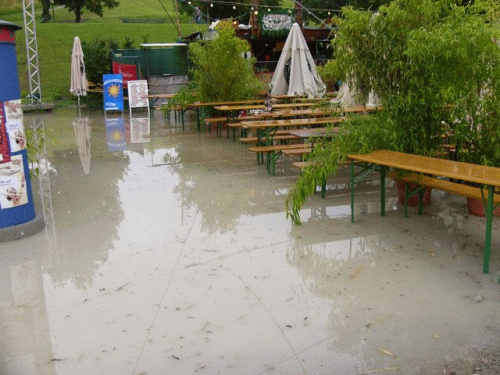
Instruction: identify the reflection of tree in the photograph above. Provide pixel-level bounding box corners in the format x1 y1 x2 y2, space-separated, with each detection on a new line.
164 150 252 234
288 221 386 370
288 220 378 297
40 115 129 290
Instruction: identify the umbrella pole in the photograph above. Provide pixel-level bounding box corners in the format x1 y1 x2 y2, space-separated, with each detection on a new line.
78 96 81 117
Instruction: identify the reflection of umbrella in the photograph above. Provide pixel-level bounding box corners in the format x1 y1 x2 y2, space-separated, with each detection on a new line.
70 36 88 110
73 117 91 174
270 23 326 98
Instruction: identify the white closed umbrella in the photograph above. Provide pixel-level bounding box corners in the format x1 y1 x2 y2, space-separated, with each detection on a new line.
270 23 326 98
70 36 88 110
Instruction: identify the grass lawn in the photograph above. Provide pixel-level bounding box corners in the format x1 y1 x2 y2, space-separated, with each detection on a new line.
1 0 206 103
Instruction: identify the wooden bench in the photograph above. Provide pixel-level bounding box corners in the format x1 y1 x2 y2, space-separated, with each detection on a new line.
249 143 311 175
348 150 500 274
282 148 312 157
391 172 500 216
204 117 228 135
239 134 300 144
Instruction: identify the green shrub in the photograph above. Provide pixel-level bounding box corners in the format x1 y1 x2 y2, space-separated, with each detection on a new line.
187 20 264 102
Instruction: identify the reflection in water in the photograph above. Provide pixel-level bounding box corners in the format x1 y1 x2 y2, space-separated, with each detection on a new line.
105 117 126 152
72 116 91 174
24 111 130 291
130 117 150 144
0 245 55 375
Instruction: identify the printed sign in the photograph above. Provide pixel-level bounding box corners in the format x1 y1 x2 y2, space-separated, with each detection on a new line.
112 62 137 88
128 80 149 109
103 74 124 111
130 117 150 143
3 100 26 153
260 13 294 37
0 103 11 164
0 155 28 209
105 117 126 152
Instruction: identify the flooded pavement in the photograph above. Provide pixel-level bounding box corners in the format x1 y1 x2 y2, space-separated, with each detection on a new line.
1 108 499 375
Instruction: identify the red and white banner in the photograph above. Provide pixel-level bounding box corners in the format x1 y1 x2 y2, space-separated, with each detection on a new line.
112 62 137 88
0 103 11 164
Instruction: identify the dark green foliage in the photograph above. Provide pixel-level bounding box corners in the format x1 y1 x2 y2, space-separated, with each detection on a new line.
52 0 119 23
287 0 500 224
81 38 137 85
177 0 280 25
185 20 264 102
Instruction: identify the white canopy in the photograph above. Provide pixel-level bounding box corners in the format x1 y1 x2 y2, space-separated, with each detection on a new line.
270 23 326 98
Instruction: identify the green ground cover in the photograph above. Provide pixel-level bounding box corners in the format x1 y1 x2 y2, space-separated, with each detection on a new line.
1 0 206 103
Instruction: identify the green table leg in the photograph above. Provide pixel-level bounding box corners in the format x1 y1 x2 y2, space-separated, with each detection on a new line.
483 185 494 274
351 161 355 223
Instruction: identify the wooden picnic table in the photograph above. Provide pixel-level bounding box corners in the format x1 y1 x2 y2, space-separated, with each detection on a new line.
161 99 266 129
244 108 334 120
214 102 322 113
240 116 344 130
348 150 500 274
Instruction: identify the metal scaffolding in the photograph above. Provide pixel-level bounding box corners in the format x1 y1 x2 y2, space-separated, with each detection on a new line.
22 0 43 104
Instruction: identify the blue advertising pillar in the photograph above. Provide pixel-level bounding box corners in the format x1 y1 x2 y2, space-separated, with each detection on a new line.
0 20 44 241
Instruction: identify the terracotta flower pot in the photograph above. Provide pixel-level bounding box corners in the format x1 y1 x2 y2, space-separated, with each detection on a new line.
395 179 432 206
466 197 500 217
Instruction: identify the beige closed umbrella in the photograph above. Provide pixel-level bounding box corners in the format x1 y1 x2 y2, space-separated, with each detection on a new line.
270 23 326 98
70 36 88 111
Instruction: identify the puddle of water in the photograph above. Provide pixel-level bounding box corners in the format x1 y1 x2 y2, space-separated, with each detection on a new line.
0 108 498 375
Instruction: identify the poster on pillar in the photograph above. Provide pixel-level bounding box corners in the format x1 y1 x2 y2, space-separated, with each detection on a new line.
4 99 26 152
0 103 11 164
0 155 28 209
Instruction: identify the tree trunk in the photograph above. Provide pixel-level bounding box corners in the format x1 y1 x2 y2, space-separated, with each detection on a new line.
41 0 51 22
75 6 82 23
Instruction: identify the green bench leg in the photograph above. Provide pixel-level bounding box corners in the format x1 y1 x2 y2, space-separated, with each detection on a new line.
351 161 355 223
404 183 409 218
483 185 494 274
321 178 326 198
381 166 386 217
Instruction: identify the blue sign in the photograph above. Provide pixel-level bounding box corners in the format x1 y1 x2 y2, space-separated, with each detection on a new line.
105 117 126 152
103 74 124 111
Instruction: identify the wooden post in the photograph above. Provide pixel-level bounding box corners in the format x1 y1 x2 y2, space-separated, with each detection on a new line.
295 0 303 27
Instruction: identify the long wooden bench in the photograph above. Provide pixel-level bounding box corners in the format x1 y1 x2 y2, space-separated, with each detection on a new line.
282 148 312 157
249 144 312 175
204 117 227 135
392 172 500 216
349 150 500 275
239 134 299 144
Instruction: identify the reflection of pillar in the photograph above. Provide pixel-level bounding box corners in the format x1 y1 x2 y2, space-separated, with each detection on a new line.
0 245 55 374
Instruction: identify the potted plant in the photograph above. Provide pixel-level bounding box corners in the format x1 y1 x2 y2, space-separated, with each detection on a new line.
286 0 500 224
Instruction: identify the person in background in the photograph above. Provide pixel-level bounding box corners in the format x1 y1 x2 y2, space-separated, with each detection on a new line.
194 7 203 24
41 0 51 22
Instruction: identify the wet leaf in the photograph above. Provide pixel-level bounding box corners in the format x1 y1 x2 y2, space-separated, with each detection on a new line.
378 347 396 357
350 267 362 279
